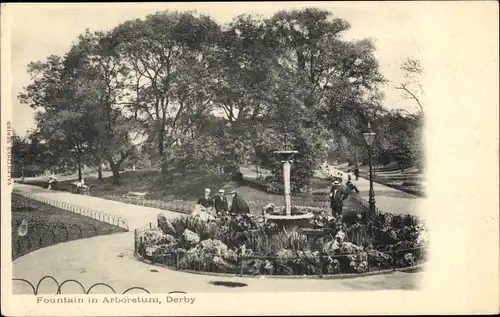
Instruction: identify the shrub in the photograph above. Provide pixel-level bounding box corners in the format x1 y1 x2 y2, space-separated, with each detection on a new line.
157 214 176 236
367 249 393 268
178 239 238 271
242 258 274 275
273 249 323 275
140 228 175 247
140 228 177 258
181 229 200 248
285 230 309 251
347 253 368 273
242 230 287 255
170 216 215 241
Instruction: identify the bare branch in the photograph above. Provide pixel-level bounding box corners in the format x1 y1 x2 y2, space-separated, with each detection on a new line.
395 84 424 115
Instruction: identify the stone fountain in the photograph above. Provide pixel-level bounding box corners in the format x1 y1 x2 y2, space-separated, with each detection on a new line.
264 150 314 229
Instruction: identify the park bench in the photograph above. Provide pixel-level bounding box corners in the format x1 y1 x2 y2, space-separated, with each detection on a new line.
70 183 93 195
123 191 148 205
82 185 93 196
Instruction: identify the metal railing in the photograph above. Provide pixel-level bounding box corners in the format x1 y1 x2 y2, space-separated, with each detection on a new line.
16 180 196 214
12 276 162 294
96 192 195 214
12 190 129 231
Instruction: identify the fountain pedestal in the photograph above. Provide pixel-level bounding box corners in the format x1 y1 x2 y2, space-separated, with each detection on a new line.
265 150 314 229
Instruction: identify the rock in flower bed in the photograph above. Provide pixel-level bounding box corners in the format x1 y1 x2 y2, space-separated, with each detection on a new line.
136 208 428 276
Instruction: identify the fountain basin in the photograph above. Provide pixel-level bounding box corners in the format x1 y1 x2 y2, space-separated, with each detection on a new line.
264 212 314 230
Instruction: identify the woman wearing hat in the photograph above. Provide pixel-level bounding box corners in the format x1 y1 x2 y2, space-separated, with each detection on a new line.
329 180 348 216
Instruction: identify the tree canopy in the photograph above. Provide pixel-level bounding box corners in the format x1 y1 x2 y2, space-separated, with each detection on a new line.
17 8 423 188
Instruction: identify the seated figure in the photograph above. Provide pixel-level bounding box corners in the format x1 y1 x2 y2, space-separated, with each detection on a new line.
47 177 58 190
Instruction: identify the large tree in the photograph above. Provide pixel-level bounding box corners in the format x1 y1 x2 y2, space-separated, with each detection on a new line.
19 54 95 180
256 8 385 188
374 110 423 171
111 11 220 177
65 30 136 184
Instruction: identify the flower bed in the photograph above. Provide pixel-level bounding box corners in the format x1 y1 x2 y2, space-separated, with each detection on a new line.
135 208 428 277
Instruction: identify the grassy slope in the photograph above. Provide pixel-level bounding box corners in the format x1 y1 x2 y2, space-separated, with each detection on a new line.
334 161 425 196
22 167 366 215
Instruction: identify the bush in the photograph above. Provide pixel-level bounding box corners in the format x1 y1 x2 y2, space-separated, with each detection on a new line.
367 249 393 269
178 239 238 271
285 230 308 251
140 228 175 247
170 216 215 241
157 214 176 236
181 229 200 248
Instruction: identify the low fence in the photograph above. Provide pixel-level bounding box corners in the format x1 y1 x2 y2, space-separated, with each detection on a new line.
95 192 195 214
12 190 129 231
12 276 160 294
351 169 425 198
378 180 425 197
134 223 426 278
16 179 196 215
11 192 129 260
11 218 117 260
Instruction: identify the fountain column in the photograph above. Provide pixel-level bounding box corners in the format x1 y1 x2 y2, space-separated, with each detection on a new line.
274 150 298 216
282 159 292 215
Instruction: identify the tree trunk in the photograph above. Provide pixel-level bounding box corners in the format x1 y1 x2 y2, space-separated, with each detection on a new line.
160 154 169 180
77 158 82 181
111 164 120 185
97 163 103 180
158 129 164 156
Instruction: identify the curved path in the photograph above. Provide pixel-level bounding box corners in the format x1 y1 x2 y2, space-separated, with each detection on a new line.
12 184 423 294
318 165 424 216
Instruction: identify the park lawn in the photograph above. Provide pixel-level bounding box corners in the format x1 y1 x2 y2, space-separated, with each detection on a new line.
335 161 425 197
44 168 364 215
11 195 126 259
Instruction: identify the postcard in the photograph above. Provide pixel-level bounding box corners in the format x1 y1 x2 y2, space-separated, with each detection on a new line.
1 2 498 316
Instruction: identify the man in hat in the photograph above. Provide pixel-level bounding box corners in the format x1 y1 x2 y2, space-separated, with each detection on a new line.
197 188 214 210
329 180 349 216
214 189 229 216
229 190 250 215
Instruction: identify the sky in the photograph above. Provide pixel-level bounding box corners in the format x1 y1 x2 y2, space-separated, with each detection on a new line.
5 2 426 136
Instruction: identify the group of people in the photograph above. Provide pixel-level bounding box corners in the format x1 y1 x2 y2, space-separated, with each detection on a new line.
196 188 250 217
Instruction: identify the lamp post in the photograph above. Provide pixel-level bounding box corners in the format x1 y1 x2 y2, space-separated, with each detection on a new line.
363 122 377 221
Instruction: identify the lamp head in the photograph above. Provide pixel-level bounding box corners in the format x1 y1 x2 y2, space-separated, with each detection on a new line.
363 121 377 146
363 132 377 146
